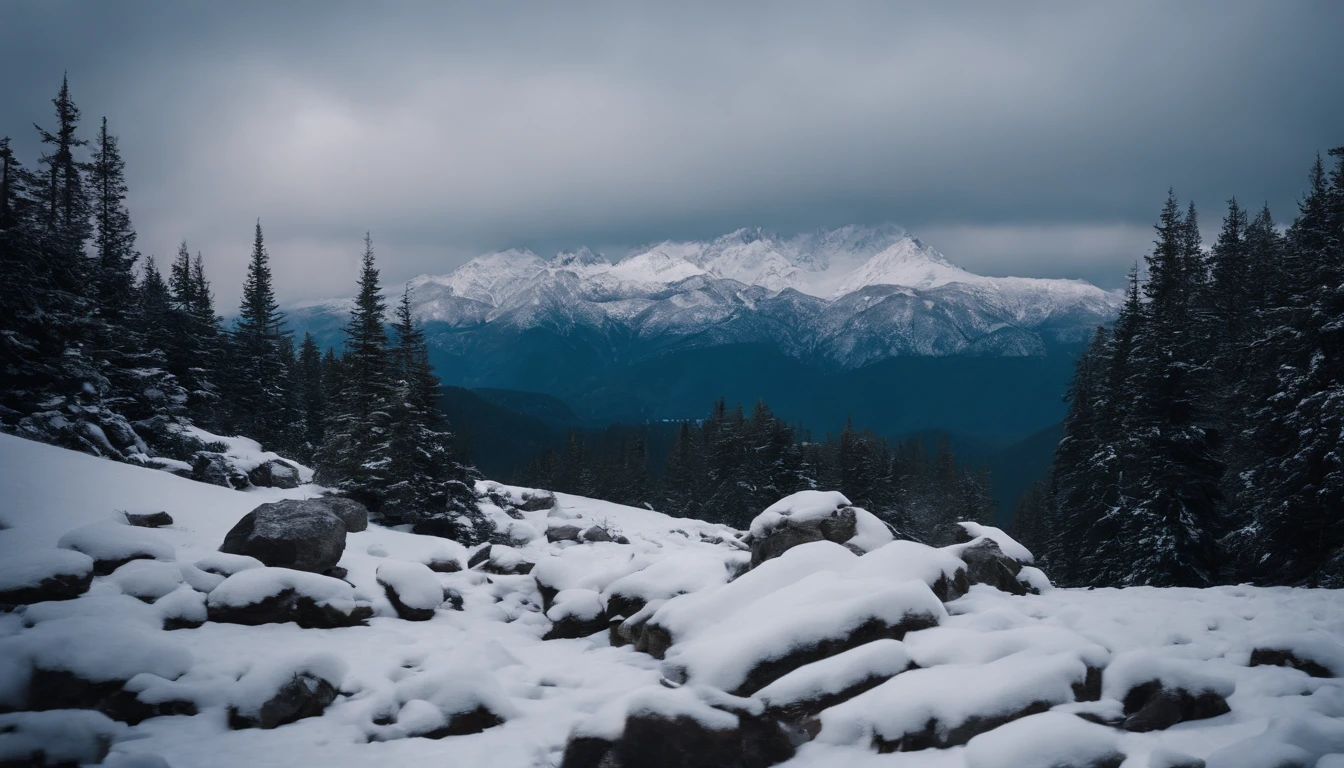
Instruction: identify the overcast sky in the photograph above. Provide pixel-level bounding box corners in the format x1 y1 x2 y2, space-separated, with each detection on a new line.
2 1 1341 305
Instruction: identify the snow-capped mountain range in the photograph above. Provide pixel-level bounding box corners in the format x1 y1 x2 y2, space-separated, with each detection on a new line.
294 225 1121 369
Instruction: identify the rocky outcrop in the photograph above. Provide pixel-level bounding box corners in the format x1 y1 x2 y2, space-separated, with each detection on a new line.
957 538 1028 596
219 501 347 574
749 507 856 568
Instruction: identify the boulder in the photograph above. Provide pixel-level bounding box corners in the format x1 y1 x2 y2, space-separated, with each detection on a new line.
123 511 173 528
219 500 347 574
376 561 444 621
229 672 339 730
425 557 462 573
0 549 95 606
1249 647 1337 678
58 521 174 575
191 451 250 489
957 538 1027 596
580 525 613 543
206 567 373 628
546 524 582 543
748 492 858 567
543 589 608 640
1120 682 1231 732
468 544 534 575
315 496 368 533
246 459 302 489
561 694 794 768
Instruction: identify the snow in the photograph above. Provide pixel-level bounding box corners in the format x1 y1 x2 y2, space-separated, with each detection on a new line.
57 520 174 565
183 425 315 481
0 709 127 766
375 560 443 611
228 653 349 718
749 490 851 537
755 639 911 709
0 547 93 591
816 652 1091 746
206 567 359 610
847 507 894 552
546 589 605 623
108 559 184 601
4 433 1344 768
958 522 1034 563
961 712 1121 768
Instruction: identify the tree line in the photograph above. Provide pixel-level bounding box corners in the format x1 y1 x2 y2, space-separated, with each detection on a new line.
1014 146 1344 588
520 398 995 538
0 77 485 540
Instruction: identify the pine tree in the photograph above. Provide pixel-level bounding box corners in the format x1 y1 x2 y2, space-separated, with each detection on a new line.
659 421 699 516
88 117 139 334
229 221 295 447
295 332 326 457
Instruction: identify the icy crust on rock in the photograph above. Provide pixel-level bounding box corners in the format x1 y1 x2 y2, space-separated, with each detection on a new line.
58 520 174 565
958 522 1034 564
816 652 1091 747
374 561 443 611
755 639 911 709
748 490 852 537
0 548 94 590
206 567 358 611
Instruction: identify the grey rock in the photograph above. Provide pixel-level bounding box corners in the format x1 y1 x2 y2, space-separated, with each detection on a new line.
1120 682 1231 733
580 525 613 543
247 459 302 489
219 500 347 573
314 496 369 533
750 506 857 568
124 511 174 528
957 538 1027 596
229 672 339 730
191 452 250 489
546 524 582 543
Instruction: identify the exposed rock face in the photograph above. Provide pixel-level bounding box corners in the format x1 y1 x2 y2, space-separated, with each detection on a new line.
229 673 339 730
560 708 795 768
123 511 173 528
749 506 856 567
220 501 347 574
191 452 250 489
247 459 302 489
1120 682 1231 732
957 538 1027 596
315 496 369 533
546 524 582 543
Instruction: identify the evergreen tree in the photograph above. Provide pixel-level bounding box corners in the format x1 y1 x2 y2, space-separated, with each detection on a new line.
229 221 294 447
295 332 326 457
88 117 139 334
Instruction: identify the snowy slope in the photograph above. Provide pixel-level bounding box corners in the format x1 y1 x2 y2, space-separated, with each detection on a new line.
3 434 1342 768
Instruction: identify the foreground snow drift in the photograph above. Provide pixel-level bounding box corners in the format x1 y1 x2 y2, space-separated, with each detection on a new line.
0 434 1342 768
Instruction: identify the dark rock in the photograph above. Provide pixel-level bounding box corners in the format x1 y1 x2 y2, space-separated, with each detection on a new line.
614 535 631 545
0 570 92 606
124 511 174 528
1249 648 1335 678
515 490 557 512
378 576 441 622
731 612 941 697
1120 681 1231 732
929 568 970 603
636 622 676 660
191 452 250 489
426 557 462 573
412 705 506 738
878 701 1054 752
546 524 582 543
229 672 339 730
767 672 901 724
206 588 373 629
443 588 464 611
1072 666 1104 702
101 689 198 725
927 522 976 548
749 506 857 568
544 609 610 641
246 459 302 489
560 706 795 768
605 594 647 624
314 496 368 533
580 526 613 543
467 545 492 569
219 500 347 574
957 539 1027 596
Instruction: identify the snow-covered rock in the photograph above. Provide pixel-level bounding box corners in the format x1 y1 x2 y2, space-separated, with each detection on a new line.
747 490 887 566
0 548 94 605
57 520 174 574
218 499 347 574
228 654 347 729
543 588 608 640
206 567 372 628
375 560 444 621
0 709 127 767
108 559 185 602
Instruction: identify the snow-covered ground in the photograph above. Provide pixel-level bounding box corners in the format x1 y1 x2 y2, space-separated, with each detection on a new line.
1 433 1342 767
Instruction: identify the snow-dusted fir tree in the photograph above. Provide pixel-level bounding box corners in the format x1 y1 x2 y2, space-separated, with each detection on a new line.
316 233 393 499
382 286 485 540
228 221 297 448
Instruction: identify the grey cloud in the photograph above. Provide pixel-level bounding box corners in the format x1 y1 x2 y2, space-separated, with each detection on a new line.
1 1 1340 303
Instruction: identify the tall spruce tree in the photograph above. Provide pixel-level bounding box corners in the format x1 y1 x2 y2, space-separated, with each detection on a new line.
229 221 295 447
89 117 139 334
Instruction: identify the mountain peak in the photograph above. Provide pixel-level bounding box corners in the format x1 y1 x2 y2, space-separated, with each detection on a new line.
554 247 609 268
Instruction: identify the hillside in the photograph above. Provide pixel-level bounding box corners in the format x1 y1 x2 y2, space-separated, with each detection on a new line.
2 434 1342 767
